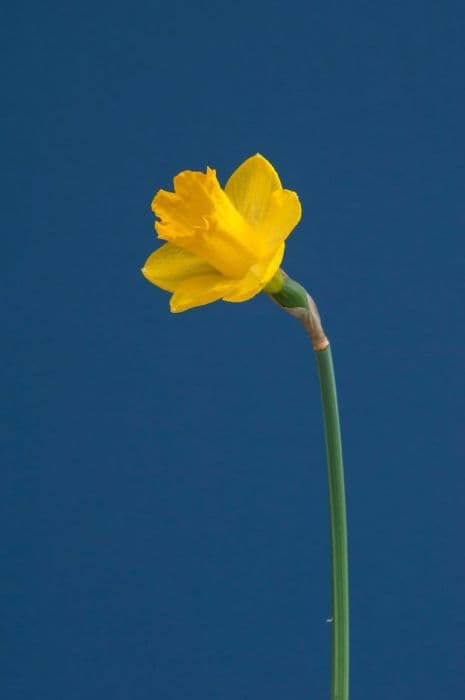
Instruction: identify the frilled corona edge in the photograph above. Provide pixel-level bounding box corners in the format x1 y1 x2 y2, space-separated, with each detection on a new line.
142 154 301 312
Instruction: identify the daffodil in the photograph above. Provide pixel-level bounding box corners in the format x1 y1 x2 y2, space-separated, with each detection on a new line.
142 153 301 312
141 153 350 700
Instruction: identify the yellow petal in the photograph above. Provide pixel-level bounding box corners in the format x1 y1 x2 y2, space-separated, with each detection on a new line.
225 154 282 226
170 273 238 313
259 188 302 247
142 243 216 292
223 243 285 302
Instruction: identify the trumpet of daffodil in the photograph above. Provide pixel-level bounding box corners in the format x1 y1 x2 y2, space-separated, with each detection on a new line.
141 154 301 312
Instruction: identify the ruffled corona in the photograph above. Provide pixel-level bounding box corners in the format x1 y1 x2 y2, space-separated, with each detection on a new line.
142 154 301 312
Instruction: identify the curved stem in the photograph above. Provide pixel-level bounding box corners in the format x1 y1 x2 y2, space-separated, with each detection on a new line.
266 272 350 700
316 346 349 700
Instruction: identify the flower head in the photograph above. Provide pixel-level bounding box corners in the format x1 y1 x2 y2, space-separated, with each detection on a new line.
142 154 301 312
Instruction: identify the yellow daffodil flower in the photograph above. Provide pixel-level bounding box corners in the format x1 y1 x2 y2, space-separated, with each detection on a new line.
142 153 301 312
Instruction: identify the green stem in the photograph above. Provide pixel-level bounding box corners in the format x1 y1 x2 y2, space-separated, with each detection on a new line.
265 272 349 700
316 346 349 700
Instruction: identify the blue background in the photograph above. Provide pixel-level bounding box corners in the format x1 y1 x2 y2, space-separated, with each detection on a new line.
3 2 464 698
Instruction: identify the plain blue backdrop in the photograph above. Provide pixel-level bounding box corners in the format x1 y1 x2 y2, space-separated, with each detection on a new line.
3 1 464 698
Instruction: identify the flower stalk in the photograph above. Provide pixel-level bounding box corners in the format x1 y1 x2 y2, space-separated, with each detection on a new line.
266 271 350 700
